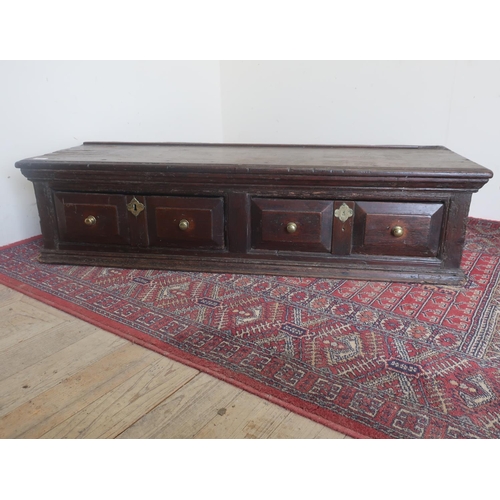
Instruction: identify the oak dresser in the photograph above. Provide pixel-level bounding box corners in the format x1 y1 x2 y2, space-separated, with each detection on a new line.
16 142 493 285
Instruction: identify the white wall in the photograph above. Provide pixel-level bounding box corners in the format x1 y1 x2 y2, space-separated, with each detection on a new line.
0 61 223 246
220 61 500 220
2 61 499 246
446 62 500 220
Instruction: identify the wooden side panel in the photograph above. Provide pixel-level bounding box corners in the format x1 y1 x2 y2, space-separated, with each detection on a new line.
440 192 472 268
251 198 333 253
33 182 59 250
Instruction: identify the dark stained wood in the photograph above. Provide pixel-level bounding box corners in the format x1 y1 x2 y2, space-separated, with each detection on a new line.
53 192 130 246
127 194 149 248
251 198 333 253
332 201 355 255
352 202 444 257
16 142 494 285
38 248 465 285
32 182 59 250
440 192 473 269
227 193 251 253
146 196 224 249
16 142 493 178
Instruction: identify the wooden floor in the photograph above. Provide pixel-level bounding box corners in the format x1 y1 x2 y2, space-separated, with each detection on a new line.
0 284 350 439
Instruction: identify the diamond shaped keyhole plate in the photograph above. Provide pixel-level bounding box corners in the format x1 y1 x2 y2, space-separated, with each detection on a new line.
127 197 145 217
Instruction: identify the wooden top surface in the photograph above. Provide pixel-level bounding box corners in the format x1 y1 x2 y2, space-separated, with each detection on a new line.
16 142 493 178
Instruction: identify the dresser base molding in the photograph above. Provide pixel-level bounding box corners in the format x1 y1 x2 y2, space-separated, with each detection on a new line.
38 248 466 285
16 142 493 286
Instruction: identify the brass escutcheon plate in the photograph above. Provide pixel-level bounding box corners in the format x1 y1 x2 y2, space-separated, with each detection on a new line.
334 203 353 223
127 197 145 217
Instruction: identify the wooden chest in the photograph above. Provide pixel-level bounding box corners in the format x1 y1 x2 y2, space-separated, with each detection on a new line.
16 142 493 285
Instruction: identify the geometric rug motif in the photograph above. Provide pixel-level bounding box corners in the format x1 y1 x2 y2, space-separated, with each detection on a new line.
0 217 500 438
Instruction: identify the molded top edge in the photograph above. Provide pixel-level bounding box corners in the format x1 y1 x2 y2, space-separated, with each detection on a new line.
15 142 493 180
80 141 447 150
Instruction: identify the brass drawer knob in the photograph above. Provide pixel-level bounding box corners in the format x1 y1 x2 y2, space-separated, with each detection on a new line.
391 225 404 237
286 222 298 234
179 219 190 231
84 215 96 226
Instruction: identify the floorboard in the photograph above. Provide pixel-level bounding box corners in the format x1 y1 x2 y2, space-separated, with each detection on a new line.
0 284 350 439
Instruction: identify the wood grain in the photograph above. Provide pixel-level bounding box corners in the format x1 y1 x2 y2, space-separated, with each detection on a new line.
352 201 444 257
0 287 348 439
0 284 22 308
193 390 289 439
16 142 492 285
54 191 131 246
42 354 198 439
0 343 155 438
117 373 242 439
0 326 126 417
146 195 224 248
0 299 67 352
251 198 334 252
268 411 346 439
0 319 95 382
16 142 493 176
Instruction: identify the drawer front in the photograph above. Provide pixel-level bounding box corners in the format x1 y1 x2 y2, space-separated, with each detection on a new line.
146 196 225 248
352 201 444 257
54 192 131 245
251 198 333 253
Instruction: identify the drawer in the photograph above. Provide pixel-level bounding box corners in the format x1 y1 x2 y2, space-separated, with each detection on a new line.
146 196 225 249
352 201 444 257
54 192 131 245
251 198 333 253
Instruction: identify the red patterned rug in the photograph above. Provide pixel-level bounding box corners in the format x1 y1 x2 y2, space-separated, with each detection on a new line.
1 218 500 438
